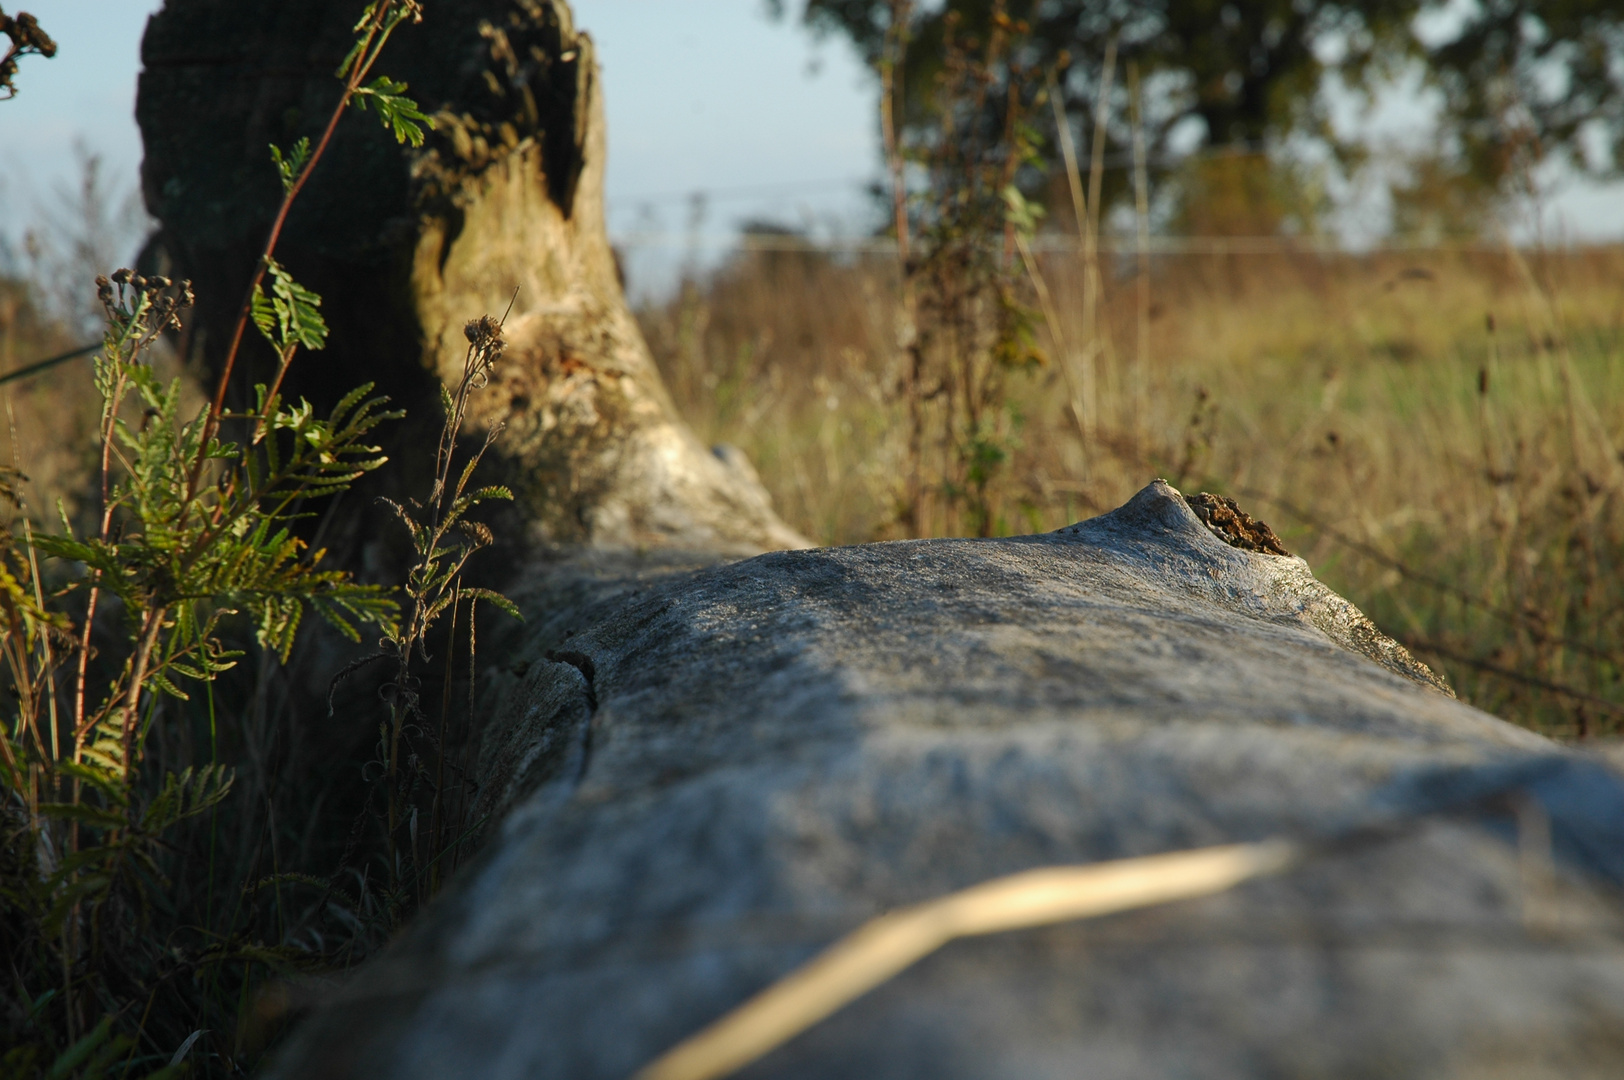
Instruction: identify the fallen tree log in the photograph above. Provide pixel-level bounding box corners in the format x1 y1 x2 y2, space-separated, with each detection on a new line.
133 2 1624 1076
263 481 1624 1079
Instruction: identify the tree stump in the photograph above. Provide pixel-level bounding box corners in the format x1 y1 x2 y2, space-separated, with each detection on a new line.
138 0 805 556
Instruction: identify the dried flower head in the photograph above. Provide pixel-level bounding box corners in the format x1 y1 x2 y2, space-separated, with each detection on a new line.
98 268 195 342
463 314 503 348
460 314 505 393
0 7 57 100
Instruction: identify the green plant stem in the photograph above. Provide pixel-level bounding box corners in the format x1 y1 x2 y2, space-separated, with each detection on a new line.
452 607 476 874
70 295 152 750
387 698 403 886
190 3 402 495
20 515 59 764
252 345 299 443
6 395 62 768
71 293 152 755
118 607 167 802
73 363 131 768
65 349 134 1021
429 592 458 896
118 983 161 1080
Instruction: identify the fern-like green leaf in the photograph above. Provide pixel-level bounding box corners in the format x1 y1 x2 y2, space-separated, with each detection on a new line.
264 258 328 351
55 760 128 804
355 76 432 146
141 765 234 833
462 587 523 621
251 284 279 346
269 136 312 195
147 669 190 701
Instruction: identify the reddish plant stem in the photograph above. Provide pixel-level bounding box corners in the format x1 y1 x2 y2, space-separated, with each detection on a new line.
186 4 398 494
74 367 129 738
195 83 355 461
67 361 133 871
253 346 298 443
119 607 166 802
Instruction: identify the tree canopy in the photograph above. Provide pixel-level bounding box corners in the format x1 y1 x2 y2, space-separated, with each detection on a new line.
779 0 1624 230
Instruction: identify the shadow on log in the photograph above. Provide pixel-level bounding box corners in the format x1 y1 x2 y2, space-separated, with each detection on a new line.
133 2 1624 1077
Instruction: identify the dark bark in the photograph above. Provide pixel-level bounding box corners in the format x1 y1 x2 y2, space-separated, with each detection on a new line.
137 0 806 559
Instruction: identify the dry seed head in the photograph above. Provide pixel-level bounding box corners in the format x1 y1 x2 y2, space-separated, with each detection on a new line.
1 12 56 55
459 519 494 547
464 314 503 347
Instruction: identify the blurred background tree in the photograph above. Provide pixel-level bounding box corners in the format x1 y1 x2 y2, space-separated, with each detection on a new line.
777 0 1624 237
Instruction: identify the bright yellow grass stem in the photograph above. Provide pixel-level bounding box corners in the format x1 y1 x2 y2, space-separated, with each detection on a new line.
635 839 1299 1080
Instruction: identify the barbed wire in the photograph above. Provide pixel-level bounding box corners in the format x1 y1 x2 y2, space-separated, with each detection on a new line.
609 231 1556 254
606 143 1362 209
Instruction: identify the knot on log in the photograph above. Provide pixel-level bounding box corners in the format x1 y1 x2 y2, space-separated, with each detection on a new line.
1184 491 1291 556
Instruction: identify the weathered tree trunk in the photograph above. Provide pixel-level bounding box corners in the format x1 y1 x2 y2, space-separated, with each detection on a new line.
137 4 1624 1077
267 480 1624 1079
138 0 805 556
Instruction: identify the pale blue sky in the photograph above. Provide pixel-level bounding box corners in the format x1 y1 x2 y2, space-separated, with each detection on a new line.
0 1 157 215
0 0 882 296
1 0 1620 298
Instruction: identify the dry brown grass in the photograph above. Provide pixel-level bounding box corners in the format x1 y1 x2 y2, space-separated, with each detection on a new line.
0 281 202 530
638 241 1624 739
5 241 1619 739
0 280 100 523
